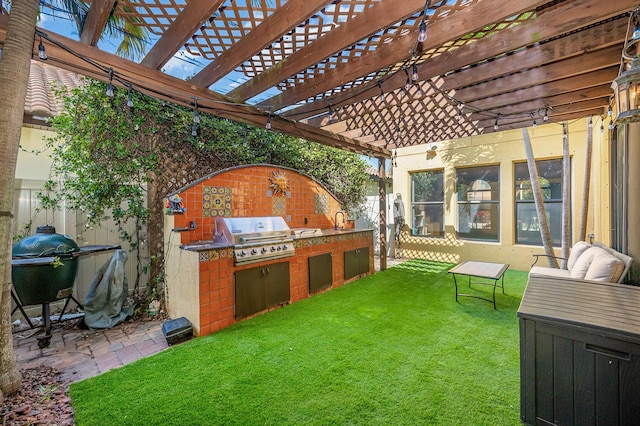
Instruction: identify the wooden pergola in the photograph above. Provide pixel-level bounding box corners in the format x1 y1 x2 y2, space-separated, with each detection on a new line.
0 0 637 269
1 0 634 152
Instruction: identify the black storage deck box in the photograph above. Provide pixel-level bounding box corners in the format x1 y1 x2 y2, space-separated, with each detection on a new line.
162 317 193 345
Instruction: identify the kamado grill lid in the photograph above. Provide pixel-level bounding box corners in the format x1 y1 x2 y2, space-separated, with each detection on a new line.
12 225 80 258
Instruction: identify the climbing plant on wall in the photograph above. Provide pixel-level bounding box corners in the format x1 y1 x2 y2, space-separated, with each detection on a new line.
40 79 370 299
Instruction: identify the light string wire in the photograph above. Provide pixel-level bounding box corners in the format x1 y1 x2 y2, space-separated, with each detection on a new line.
34 29 288 130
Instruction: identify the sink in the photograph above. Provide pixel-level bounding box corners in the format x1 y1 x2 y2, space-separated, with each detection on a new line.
290 228 323 237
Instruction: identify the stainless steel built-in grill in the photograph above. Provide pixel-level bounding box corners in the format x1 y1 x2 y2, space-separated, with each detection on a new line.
214 217 294 265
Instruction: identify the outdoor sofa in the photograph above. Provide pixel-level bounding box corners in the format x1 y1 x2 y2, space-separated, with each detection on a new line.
529 241 633 284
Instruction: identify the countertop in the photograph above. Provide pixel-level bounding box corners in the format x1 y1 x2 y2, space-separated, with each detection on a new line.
180 228 372 252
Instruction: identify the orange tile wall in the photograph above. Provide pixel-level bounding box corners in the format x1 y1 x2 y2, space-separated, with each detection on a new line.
169 165 346 244
167 164 372 337
197 232 373 336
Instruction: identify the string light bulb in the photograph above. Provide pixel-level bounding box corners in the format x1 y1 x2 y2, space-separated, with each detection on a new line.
412 64 419 81
609 120 614 130
403 66 411 91
543 109 549 122
265 112 271 130
417 0 431 43
457 103 464 121
105 69 114 97
127 87 134 108
607 104 613 117
191 123 198 137
493 116 499 131
418 20 427 43
38 37 47 60
328 101 334 123
600 121 605 133
193 98 200 124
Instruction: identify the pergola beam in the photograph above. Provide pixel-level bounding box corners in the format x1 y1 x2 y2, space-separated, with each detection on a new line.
468 87 613 121
190 0 333 88
79 0 116 47
306 17 625 128
474 99 609 129
466 67 618 111
258 0 550 111
479 108 607 133
140 0 226 70
284 0 635 121
2 21 389 158
227 0 427 102
454 45 622 103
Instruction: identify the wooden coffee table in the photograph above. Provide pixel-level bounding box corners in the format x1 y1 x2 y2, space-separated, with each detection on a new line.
448 260 509 309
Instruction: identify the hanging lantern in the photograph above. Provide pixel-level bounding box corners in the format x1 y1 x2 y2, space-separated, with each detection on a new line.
612 7 640 124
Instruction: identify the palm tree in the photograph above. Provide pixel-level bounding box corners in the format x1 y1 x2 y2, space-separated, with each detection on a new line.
522 128 558 268
0 0 41 400
52 0 148 60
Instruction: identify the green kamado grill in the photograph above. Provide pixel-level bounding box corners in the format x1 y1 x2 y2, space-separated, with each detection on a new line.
12 225 80 348
11 225 120 348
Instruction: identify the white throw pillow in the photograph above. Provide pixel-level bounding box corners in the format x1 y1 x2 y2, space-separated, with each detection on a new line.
570 246 602 279
584 252 624 283
567 241 592 272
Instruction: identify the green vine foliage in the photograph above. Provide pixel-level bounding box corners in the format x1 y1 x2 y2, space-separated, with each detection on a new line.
43 79 370 296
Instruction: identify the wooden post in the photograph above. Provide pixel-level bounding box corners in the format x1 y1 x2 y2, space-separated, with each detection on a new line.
578 116 593 242
561 122 571 269
378 157 387 271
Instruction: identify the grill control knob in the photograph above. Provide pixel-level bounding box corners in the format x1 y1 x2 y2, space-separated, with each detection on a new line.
251 249 257 255
282 244 288 250
261 247 267 254
238 250 247 257
270 246 276 252
277 246 282 251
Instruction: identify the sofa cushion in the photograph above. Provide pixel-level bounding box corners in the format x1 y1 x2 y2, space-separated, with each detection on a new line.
570 246 603 279
530 266 572 279
567 241 592 272
584 251 625 283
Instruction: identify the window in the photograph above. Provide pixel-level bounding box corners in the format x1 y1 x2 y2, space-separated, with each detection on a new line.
410 170 444 236
456 165 500 241
514 158 568 246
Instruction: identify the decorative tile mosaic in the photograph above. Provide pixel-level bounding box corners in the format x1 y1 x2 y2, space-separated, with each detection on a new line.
291 231 369 248
314 193 329 214
272 196 286 215
203 186 232 217
197 248 231 262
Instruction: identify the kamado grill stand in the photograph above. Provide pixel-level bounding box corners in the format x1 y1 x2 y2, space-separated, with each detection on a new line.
11 225 120 348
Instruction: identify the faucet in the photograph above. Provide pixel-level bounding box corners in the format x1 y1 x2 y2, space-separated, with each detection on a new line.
334 210 346 230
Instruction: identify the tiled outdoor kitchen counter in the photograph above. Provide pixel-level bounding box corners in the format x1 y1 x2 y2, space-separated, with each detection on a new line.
162 164 374 337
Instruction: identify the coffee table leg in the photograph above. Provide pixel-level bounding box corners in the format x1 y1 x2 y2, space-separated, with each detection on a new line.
492 279 497 309
453 274 459 302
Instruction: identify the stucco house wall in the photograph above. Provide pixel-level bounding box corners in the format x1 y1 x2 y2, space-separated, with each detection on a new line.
392 117 609 272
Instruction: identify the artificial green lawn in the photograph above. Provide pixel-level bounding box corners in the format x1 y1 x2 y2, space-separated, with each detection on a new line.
70 260 527 425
